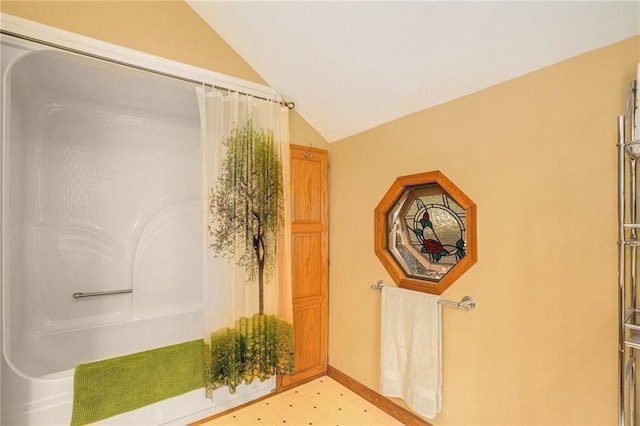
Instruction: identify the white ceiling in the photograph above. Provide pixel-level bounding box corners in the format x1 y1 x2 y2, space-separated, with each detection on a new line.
188 1 640 143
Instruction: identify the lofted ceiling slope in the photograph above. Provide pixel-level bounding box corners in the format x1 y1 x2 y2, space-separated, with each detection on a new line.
188 1 640 143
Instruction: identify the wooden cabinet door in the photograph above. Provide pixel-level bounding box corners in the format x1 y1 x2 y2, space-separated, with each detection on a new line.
280 144 328 388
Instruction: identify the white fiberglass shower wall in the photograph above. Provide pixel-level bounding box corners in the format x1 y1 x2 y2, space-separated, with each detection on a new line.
1 16 275 425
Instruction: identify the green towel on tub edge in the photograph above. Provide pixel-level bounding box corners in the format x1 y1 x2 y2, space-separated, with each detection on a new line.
71 339 204 426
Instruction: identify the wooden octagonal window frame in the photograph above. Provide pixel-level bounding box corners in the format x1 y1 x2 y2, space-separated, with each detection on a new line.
374 170 477 295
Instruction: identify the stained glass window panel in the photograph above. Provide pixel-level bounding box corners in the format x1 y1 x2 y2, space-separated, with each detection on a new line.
387 183 467 282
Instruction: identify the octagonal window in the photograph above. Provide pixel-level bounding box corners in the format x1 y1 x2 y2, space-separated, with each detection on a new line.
374 171 477 295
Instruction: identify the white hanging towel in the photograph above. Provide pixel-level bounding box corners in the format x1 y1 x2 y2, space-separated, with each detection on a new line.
380 286 442 419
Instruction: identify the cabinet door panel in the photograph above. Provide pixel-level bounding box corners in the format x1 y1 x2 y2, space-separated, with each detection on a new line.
292 302 322 372
291 158 324 223
292 233 323 298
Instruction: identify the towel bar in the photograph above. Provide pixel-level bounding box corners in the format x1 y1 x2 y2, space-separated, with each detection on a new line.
370 280 476 311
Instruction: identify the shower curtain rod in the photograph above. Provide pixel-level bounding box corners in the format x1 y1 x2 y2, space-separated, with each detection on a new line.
0 29 295 110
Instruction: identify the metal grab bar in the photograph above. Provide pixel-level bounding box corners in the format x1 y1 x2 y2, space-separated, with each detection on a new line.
73 289 133 299
370 280 476 311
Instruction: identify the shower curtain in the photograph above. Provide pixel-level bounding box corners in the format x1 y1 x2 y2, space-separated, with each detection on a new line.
197 88 294 398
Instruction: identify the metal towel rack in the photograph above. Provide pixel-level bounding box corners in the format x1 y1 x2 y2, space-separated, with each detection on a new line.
370 280 476 311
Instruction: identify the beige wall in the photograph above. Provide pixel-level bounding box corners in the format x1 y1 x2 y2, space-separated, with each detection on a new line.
0 0 327 149
328 36 640 425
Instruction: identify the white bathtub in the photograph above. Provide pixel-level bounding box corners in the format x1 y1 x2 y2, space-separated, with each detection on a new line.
0 33 273 425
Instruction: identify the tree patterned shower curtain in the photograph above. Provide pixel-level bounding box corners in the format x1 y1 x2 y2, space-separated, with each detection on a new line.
196 88 294 398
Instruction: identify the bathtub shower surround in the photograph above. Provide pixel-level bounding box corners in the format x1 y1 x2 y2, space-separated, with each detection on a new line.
1 17 280 425
1 37 202 423
4 45 203 373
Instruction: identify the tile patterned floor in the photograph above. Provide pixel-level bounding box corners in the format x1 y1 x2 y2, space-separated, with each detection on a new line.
199 376 404 426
